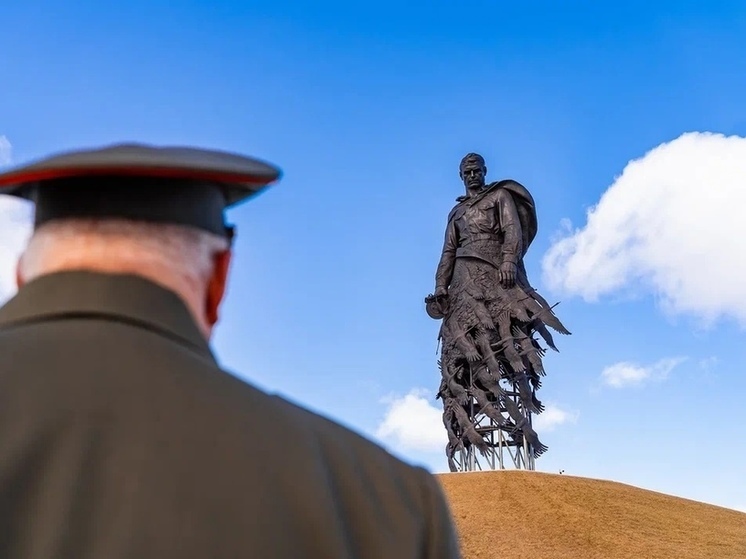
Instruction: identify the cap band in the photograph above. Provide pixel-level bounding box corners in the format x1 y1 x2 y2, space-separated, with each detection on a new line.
26 176 232 238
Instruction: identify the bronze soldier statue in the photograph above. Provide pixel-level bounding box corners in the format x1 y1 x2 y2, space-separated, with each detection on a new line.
426 153 570 469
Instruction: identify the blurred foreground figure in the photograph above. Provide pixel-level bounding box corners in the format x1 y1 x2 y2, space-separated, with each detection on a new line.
0 144 461 558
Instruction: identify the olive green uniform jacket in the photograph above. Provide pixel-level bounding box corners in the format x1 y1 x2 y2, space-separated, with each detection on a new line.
0 271 461 559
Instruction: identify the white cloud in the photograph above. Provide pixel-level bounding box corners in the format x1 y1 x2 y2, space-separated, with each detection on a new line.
0 136 11 166
0 198 34 304
0 137 33 303
0 135 33 304
375 388 446 453
542 131 746 325
532 403 579 432
601 357 686 388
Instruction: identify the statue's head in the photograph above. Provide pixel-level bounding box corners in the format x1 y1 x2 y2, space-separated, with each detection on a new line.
459 153 487 195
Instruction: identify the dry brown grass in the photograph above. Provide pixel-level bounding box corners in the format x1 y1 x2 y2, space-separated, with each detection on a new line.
437 470 746 559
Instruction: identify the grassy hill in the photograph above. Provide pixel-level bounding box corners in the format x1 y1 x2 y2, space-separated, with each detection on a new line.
437 470 746 559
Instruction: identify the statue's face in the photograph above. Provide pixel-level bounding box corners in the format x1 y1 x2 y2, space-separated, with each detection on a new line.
460 162 486 192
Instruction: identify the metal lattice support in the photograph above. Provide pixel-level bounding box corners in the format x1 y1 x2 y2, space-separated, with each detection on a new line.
449 373 536 472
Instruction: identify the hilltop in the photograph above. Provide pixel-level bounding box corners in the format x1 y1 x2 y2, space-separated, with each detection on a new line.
437 470 746 559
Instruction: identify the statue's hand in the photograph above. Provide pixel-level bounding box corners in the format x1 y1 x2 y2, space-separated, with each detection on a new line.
499 262 517 288
425 289 449 319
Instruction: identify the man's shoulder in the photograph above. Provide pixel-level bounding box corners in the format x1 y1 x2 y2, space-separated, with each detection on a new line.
203 374 461 554
208 367 426 473
267 390 425 471
0 314 433 490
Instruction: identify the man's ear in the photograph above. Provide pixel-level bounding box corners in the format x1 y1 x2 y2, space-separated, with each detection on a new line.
205 249 232 328
15 259 24 289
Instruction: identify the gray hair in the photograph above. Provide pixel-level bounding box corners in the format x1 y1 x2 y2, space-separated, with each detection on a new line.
19 218 230 288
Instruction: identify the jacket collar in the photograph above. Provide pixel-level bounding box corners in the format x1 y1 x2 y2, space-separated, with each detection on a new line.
0 270 215 361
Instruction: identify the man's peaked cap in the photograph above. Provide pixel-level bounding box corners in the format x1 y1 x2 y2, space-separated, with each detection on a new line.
0 143 283 238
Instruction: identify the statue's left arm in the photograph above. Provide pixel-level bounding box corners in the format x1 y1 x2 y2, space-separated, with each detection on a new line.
434 216 458 296
496 188 523 286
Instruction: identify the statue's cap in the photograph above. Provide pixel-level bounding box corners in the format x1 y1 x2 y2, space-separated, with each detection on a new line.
0 143 282 238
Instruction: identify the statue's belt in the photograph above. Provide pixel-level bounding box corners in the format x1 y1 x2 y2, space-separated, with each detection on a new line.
456 242 518 269
455 247 505 269
459 233 498 243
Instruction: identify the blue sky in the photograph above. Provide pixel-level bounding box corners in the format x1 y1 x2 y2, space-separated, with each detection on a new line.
2 1 746 513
